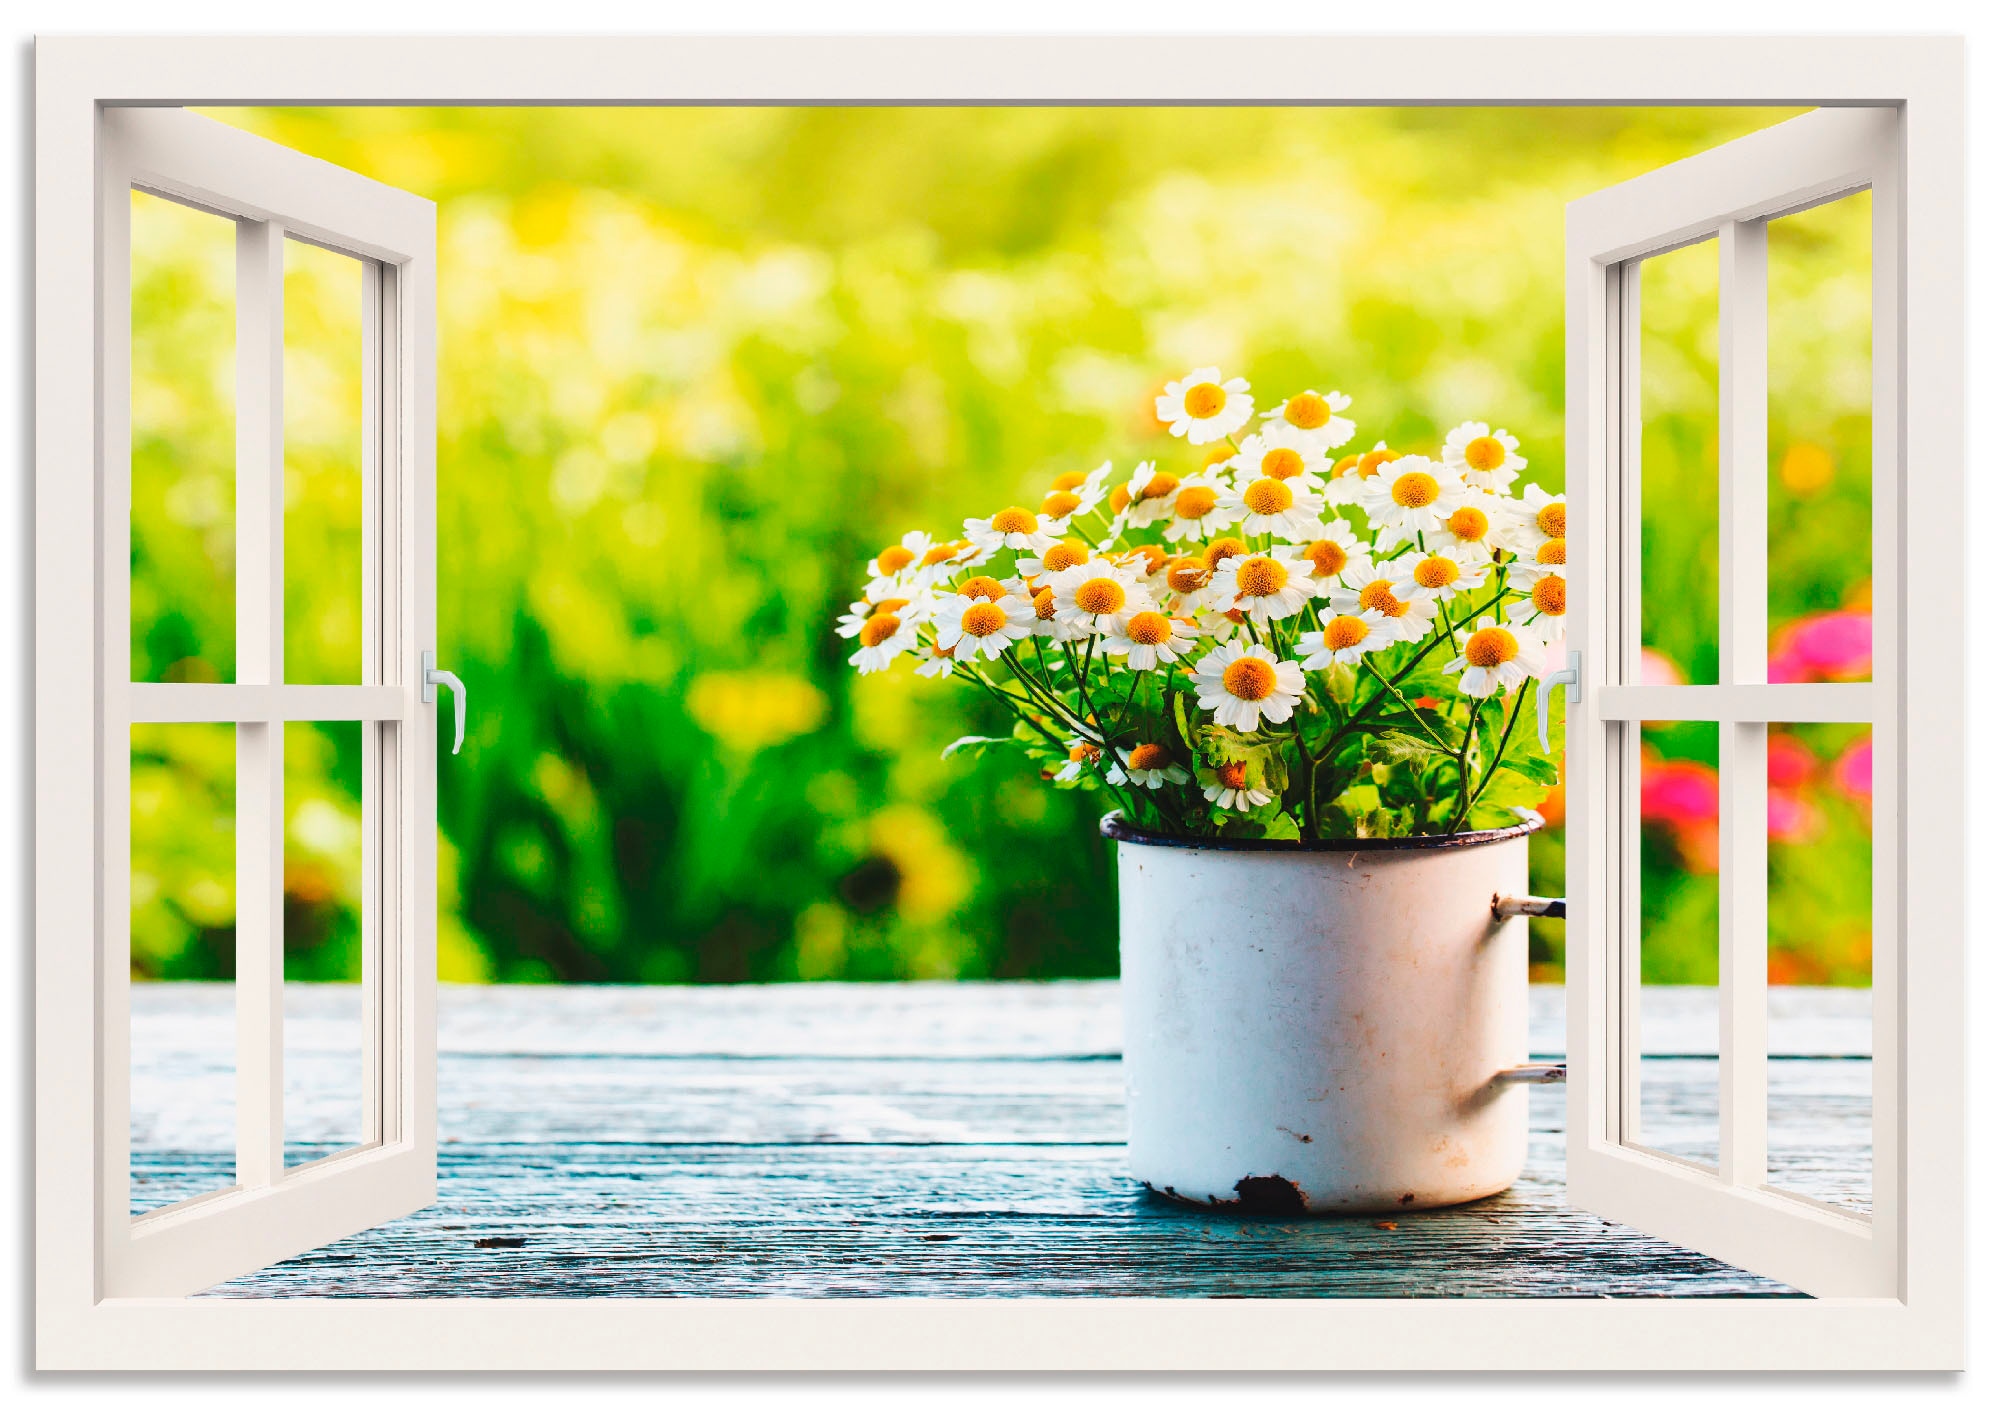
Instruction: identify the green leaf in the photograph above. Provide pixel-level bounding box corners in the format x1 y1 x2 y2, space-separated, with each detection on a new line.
1260 813 1301 842
942 734 1013 760
1499 752 1561 786
1326 662 1358 705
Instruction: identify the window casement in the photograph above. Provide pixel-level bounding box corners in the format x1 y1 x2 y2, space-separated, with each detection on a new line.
31 36 1963 1372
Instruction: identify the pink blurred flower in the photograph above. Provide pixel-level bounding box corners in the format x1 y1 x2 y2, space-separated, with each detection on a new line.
1639 649 1685 687
1833 736 1872 802
1770 609 1871 683
1641 758 1719 827
1767 790 1821 843
1767 733 1817 789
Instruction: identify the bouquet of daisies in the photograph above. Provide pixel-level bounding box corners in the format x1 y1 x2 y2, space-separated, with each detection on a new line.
839 368 1568 840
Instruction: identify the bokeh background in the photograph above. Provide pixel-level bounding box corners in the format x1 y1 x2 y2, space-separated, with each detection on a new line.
126 106 1875 989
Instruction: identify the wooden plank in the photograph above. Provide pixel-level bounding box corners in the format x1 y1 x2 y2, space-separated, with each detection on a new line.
121 983 1874 1297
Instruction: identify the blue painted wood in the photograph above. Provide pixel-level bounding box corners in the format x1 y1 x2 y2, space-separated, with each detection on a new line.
119 982 1870 1298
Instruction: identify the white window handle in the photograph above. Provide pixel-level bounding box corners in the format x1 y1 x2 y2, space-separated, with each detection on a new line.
421 650 466 756
1536 649 1580 755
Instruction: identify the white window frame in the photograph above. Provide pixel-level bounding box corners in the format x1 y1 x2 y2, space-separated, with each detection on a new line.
33 34 1964 1371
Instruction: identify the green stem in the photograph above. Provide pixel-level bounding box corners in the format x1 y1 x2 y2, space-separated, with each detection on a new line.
1363 655 1454 751
1314 583 1512 764
1461 682 1534 822
1449 695 1488 835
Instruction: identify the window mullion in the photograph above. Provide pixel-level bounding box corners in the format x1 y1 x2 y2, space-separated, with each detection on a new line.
233 217 287 1189
1716 217 1770 1189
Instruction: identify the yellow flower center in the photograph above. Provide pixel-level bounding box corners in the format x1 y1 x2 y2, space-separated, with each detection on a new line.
1536 502 1567 538
1412 556 1460 590
1464 435 1509 472
1032 586 1058 621
1332 453 1359 476
1390 471 1441 508
1109 484 1132 513
1357 579 1411 618
872 597 909 615
1536 538 1567 566
1323 615 1370 651
1261 447 1306 480
1201 537 1248 570
1123 543 1168 574
921 540 966 566
1127 742 1172 772
961 601 1009 638
1202 444 1237 469
1041 490 1082 519
1304 539 1349 577
991 506 1039 535
1284 391 1332 430
1139 471 1181 501
1166 557 1209 593
1068 741 1101 763
1465 626 1519 669
1222 655 1279 701
1358 447 1397 478
1174 485 1219 519
1243 478 1294 515
1531 575 1567 617
876 545 916 573
859 613 903 647
1446 506 1489 542
1125 611 1174 646
1217 760 1250 790
1050 470 1088 491
1041 540 1089 573
1234 556 1287 598
1074 577 1127 615
959 575 1007 602
1182 382 1228 419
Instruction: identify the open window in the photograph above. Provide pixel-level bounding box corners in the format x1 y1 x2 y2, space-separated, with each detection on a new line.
95 107 439 1297
1563 108 1900 1299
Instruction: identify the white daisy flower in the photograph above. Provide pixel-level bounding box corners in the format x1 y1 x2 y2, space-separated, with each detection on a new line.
1054 734 1126 785
848 608 921 674
1156 367 1255 445
1518 536 1567 579
1431 494 1519 567
1385 549 1475 603
1356 455 1466 546
1443 616 1542 698
1048 460 1114 500
1217 473 1325 542
1441 421 1528 493
1322 440 1400 506
964 505 1057 558
1292 521 1373 595
1258 388 1357 452
1014 579 1090 642
915 643 961 678
1204 759 1273 812
1038 462 1113 534
1160 474 1241 543
1018 538 1093 586
1505 573 1569 646
1517 483 1567 550
867 530 933 583
933 591 1036 662
1205 551 1315 624
1045 559 1157 637
1160 554 1215 611
1117 461 1184 528
1323 577 1441 643
1295 609 1397 671
836 597 884 639
1119 742 1190 790
1192 639 1309 733
907 537 979 588
1228 424 1333 490
1103 608 1198 671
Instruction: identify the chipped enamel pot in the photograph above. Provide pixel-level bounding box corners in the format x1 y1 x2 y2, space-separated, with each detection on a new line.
1104 812 1541 1215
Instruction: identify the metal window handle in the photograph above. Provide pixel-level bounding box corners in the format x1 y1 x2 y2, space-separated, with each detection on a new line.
421 650 466 756
1536 649 1580 754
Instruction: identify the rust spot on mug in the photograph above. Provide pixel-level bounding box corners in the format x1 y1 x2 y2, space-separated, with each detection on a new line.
1232 1175 1309 1214
1400 1192 1416 1205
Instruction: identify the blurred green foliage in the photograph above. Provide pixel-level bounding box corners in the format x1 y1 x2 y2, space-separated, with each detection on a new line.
126 105 1872 986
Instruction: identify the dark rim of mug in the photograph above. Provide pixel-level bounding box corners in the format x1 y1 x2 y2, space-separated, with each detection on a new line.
1098 809 1545 854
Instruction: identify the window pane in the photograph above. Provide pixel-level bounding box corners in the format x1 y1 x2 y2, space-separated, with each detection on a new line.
1767 191 1872 684
283 239 367 685
130 722 237 1212
130 190 236 684
1632 720 1720 1168
1765 721 1872 1213
285 721 369 1166
1638 239 1720 688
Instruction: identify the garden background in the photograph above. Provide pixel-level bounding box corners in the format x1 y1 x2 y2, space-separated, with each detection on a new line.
126 106 1876 989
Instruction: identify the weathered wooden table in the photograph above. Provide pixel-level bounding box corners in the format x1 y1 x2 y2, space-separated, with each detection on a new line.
128 982 1870 1298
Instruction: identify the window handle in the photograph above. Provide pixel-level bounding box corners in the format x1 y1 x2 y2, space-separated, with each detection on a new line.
1536 649 1580 755
421 650 466 756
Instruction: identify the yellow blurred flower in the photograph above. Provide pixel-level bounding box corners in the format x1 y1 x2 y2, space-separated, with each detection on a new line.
1778 442 1836 496
686 670 828 754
